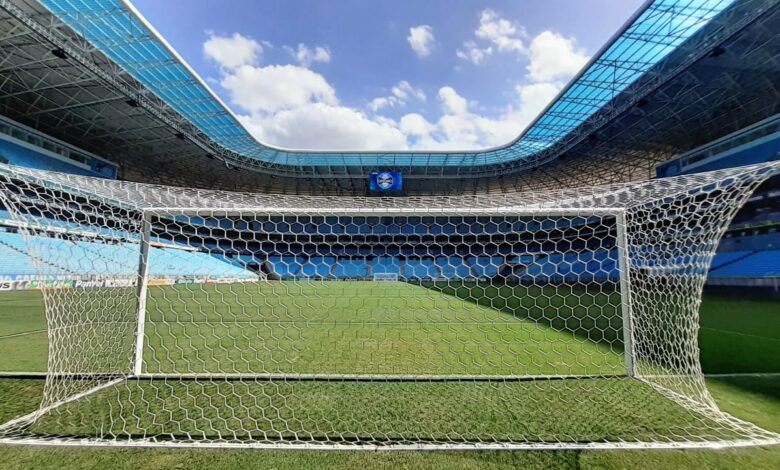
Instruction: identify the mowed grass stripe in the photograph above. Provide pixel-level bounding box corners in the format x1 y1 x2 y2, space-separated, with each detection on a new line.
26 377 748 444
0 290 47 337
142 281 624 375
1 285 779 375
0 331 47 372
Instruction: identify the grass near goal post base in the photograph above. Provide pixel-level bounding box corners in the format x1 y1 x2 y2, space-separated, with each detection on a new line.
4 370 777 449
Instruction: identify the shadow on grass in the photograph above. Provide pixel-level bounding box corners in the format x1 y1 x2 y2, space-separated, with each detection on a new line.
697 294 780 374
423 281 780 401
418 280 627 353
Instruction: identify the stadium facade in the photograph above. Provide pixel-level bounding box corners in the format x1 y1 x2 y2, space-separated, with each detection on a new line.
0 0 778 194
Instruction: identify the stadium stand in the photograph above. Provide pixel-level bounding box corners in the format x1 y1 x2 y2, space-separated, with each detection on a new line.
2 202 776 286
709 251 780 278
300 257 335 278
0 238 36 276
710 250 755 270
371 256 401 276
516 251 617 283
656 113 780 178
655 112 780 292
467 256 503 279
403 258 437 280
267 256 300 279
0 230 255 280
0 115 117 179
434 257 472 279
332 259 370 279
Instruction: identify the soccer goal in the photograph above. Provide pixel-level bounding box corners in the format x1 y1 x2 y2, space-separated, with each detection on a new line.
0 162 778 450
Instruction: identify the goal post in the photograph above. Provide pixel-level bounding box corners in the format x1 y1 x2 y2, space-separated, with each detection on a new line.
0 161 779 450
615 210 635 378
133 213 152 377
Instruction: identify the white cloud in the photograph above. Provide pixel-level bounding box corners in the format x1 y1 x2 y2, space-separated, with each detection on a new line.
399 83 561 150
455 11 589 99
438 87 468 115
475 9 526 53
393 81 426 102
221 62 559 151
366 97 392 113
514 82 561 115
408 25 435 58
399 113 434 137
205 29 567 151
211 42 404 150
203 32 263 70
368 81 426 112
457 9 527 65
285 43 332 67
456 41 493 65
526 31 589 82
239 103 406 150
221 64 337 113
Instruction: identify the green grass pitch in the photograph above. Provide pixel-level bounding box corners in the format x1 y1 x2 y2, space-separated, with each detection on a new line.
0 282 778 468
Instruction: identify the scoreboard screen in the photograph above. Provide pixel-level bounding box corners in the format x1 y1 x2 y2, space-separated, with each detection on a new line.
369 171 403 192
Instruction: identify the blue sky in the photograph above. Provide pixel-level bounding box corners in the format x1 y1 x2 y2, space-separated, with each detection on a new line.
132 0 644 150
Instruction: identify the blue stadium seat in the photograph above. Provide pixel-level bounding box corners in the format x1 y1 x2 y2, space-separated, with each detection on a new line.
709 250 780 277
435 257 471 278
301 257 334 278
0 231 254 279
332 259 369 278
0 238 38 276
467 256 501 278
523 253 565 278
403 259 436 279
710 250 753 269
371 257 400 275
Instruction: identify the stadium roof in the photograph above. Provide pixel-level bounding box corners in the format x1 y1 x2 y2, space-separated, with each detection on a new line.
0 0 779 194
36 0 737 168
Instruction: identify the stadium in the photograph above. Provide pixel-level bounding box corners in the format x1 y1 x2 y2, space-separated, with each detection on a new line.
0 0 778 467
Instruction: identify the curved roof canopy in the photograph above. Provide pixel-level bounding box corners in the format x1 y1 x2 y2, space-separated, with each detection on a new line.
38 0 736 168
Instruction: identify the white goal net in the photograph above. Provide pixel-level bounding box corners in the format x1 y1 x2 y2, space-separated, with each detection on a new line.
0 162 778 450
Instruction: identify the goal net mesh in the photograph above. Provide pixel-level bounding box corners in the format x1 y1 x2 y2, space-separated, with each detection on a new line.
0 162 778 449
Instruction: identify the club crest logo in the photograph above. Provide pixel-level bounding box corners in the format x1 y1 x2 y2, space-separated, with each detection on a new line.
376 172 394 190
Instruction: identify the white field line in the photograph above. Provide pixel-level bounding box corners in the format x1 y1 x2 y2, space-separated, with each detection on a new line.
705 373 780 378
700 327 780 343
0 372 777 379
0 329 46 340
0 435 779 450
0 377 126 432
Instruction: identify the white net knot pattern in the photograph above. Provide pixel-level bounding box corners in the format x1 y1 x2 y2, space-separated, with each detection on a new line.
0 162 778 449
